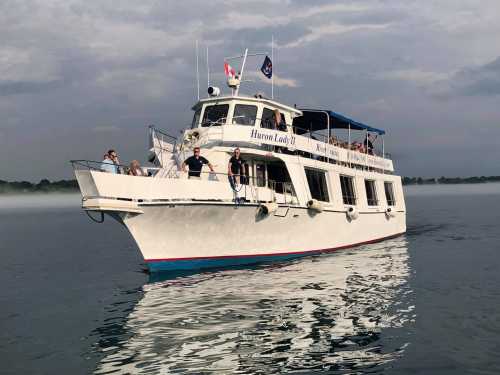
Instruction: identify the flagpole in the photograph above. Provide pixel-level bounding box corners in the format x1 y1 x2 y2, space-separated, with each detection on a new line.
195 40 200 101
235 48 248 97
271 35 274 99
206 46 210 89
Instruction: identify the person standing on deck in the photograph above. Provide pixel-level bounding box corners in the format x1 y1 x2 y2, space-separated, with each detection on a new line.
228 148 246 187
182 147 214 179
364 134 377 155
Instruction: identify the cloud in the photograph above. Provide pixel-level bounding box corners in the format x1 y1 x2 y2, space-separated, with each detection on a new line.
0 80 62 96
215 3 373 31
2 0 500 180
431 56 500 97
453 57 500 96
92 126 120 133
245 71 299 88
378 69 452 86
282 22 391 48
0 47 60 83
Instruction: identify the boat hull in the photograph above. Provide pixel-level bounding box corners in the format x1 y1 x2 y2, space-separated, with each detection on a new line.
120 203 406 272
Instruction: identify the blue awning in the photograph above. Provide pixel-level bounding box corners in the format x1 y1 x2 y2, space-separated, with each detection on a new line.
293 109 386 135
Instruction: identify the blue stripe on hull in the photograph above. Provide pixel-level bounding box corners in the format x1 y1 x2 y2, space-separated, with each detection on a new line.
146 253 312 272
145 233 406 273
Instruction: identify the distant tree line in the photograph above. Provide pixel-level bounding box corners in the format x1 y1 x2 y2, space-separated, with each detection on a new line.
1 175 500 193
0 179 78 194
403 176 500 185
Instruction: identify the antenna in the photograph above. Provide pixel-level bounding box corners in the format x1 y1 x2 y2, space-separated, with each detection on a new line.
195 40 200 101
206 46 210 90
271 35 274 99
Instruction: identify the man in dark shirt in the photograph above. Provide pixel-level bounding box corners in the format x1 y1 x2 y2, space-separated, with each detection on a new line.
182 147 214 178
364 134 377 155
228 148 246 186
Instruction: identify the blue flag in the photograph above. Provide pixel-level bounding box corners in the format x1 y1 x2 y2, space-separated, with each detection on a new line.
260 55 272 79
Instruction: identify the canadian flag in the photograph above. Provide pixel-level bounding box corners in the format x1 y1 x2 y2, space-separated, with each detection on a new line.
224 61 236 78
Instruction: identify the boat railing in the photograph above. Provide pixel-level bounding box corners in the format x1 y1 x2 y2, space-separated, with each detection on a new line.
149 125 180 163
70 160 161 176
162 168 297 202
71 160 297 205
291 124 385 156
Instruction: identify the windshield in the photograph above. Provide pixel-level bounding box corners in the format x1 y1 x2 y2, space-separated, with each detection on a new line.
191 108 201 128
232 104 257 126
201 104 229 127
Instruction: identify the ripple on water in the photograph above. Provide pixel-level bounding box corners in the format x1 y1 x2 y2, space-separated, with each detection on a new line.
92 237 414 374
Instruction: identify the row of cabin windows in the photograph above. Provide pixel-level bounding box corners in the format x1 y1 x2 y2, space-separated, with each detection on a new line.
305 169 396 207
194 104 286 129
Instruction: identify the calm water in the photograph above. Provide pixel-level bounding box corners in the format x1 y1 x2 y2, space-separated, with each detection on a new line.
1 185 500 374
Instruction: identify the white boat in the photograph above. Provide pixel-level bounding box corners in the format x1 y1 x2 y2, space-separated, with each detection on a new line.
72 49 406 272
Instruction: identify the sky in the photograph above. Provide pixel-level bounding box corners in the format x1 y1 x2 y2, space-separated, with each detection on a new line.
1 0 500 181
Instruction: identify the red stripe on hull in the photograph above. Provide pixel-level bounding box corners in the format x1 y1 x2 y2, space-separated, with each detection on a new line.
145 232 406 263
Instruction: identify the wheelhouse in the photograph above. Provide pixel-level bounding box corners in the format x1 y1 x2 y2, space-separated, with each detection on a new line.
190 96 301 133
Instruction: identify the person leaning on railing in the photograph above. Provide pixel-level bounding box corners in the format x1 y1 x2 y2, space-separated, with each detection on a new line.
128 160 146 176
101 149 120 174
182 146 215 179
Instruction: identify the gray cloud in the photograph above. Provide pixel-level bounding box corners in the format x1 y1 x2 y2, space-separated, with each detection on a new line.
1 0 500 181
0 80 62 96
453 57 500 96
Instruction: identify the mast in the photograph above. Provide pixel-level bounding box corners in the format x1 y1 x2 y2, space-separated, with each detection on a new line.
195 40 200 100
206 46 210 89
235 48 248 97
225 49 267 96
271 35 274 99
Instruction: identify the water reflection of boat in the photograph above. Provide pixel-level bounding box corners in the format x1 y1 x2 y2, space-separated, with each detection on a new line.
93 237 413 374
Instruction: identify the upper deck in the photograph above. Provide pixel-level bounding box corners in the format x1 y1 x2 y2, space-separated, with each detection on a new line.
180 95 394 173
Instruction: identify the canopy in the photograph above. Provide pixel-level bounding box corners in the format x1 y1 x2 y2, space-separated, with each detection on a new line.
293 109 386 135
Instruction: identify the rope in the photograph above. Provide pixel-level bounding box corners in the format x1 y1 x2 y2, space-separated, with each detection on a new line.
85 210 104 223
229 175 247 206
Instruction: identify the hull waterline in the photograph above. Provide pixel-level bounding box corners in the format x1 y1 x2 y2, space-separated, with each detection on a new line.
145 232 405 271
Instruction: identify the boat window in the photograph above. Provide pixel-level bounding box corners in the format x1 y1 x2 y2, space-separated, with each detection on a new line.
268 163 293 194
260 108 286 130
365 180 378 206
191 108 201 128
201 104 229 127
233 104 257 126
260 108 275 129
255 164 266 187
340 175 356 205
384 181 396 206
305 168 329 202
